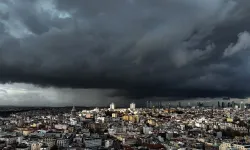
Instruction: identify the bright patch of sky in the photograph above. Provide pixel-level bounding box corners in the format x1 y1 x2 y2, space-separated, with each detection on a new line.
36 0 72 19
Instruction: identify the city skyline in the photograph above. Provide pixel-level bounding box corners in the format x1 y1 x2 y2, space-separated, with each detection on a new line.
0 100 249 149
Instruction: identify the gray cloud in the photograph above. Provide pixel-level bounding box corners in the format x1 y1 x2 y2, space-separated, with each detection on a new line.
223 31 250 57
0 0 250 105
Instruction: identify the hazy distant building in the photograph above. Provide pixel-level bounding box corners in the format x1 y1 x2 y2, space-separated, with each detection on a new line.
222 102 225 108
84 138 102 148
147 101 153 108
130 103 135 110
232 101 235 108
178 102 181 108
240 101 244 110
218 101 220 108
110 103 115 110
71 106 77 118
223 97 230 100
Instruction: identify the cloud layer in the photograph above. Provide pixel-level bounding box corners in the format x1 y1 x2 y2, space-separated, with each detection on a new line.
1 0 250 105
224 31 250 57
0 83 126 106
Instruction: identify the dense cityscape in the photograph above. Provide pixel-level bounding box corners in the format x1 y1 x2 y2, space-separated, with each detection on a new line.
1 0 250 150
0 101 250 150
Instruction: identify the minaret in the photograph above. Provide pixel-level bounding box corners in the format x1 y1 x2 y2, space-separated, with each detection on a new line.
211 104 214 117
71 105 77 118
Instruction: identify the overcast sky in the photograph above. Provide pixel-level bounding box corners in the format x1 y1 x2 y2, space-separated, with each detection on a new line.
0 0 250 106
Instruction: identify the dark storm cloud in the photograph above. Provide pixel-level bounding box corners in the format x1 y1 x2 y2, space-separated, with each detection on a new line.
1 0 250 100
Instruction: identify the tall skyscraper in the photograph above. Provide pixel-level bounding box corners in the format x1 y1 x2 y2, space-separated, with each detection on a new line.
222 102 225 108
232 101 235 108
211 104 214 117
240 101 244 110
110 103 115 110
130 102 136 110
178 102 181 108
218 101 220 108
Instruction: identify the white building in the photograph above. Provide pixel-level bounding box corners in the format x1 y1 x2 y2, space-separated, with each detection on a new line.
143 126 153 135
31 142 42 150
130 103 136 110
84 138 102 148
96 117 105 123
70 118 77 126
105 139 113 148
56 139 69 148
240 101 244 110
17 136 23 144
108 129 116 135
54 124 68 130
110 103 115 110
112 113 118 118
219 142 250 150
